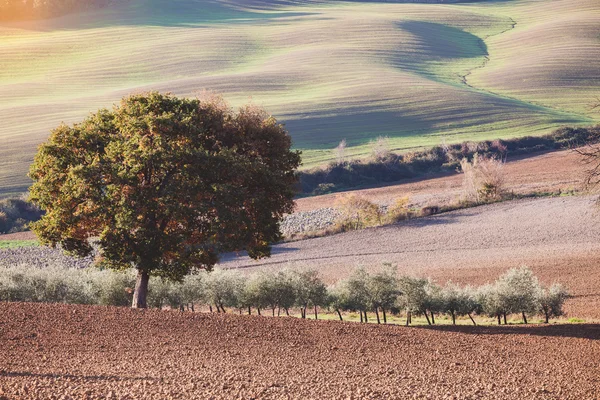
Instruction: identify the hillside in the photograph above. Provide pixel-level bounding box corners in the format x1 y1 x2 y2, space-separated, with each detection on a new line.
0 0 598 195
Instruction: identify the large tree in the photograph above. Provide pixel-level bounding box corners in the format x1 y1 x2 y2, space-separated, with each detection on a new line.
29 92 301 308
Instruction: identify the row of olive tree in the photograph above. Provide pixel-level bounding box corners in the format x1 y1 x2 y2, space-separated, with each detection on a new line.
328 266 569 325
0 264 569 324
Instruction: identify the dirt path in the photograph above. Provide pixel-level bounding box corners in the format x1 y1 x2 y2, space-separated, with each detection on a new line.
221 195 600 318
1 303 599 399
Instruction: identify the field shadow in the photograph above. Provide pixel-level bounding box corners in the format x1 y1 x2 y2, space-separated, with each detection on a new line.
414 324 600 341
0 371 156 381
392 20 487 68
219 246 300 263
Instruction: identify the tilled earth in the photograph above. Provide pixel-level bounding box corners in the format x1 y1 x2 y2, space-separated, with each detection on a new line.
1 303 600 400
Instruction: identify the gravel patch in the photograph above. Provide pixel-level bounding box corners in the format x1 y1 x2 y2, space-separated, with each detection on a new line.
280 207 342 237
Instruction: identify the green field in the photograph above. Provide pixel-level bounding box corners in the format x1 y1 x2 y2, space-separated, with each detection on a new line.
0 0 598 195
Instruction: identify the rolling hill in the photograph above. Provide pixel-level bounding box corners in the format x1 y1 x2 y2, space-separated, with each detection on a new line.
0 0 598 195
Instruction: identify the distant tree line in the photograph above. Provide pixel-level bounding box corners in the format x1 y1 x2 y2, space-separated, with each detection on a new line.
299 125 600 196
0 0 118 21
0 197 42 234
0 264 570 325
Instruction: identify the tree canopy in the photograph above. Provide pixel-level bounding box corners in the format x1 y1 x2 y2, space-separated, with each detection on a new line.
29 92 301 307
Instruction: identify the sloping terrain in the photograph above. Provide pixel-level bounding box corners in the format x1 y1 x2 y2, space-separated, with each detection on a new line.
0 0 598 195
295 149 587 212
1 302 599 399
221 195 600 319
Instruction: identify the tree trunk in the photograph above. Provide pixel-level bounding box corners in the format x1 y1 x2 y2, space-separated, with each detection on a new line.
179 304 184 312
468 313 476 326
497 314 501 325
248 306 251 315
431 312 435 325
272 307 275 317
336 309 343 321
191 303 195 312
363 310 368 323
503 313 507 325
375 307 381 324
382 308 387 324
215 304 221 313
285 308 290 316
522 311 528 324
451 311 456 325
314 305 318 320
220 305 226 313
132 270 150 309
544 311 549 324
406 311 411 326
301 307 305 319
424 311 431 325
277 307 281 317
360 311 363 323
257 307 261 316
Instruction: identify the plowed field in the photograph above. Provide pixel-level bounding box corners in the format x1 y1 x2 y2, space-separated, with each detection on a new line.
1 303 599 399
222 195 600 320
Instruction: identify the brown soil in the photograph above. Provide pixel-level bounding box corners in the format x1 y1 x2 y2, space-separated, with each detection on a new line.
0 232 35 241
295 150 587 211
1 302 599 400
221 195 600 319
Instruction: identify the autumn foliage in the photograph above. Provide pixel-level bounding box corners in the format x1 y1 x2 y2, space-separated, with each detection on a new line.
28 92 301 307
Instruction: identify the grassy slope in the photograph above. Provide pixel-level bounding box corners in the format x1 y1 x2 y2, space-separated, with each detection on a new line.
0 0 598 195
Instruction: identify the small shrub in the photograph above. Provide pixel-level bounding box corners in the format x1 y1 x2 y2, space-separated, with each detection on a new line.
460 154 506 203
383 197 410 224
335 195 382 230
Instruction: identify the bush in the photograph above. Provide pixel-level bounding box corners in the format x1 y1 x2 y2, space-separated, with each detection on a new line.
383 197 410 224
335 195 382 230
97 271 135 307
460 154 505 203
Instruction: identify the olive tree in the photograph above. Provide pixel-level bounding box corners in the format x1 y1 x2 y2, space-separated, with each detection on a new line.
440 282 478 325
327 284 348 321
250 271 296 317
293 269 328 319
28 92 301 308
367 265 401 324
398 276 431 325
495 266 541 324
538 283 569 323
204 269 245 313
476 283 507 325
344 268 371 323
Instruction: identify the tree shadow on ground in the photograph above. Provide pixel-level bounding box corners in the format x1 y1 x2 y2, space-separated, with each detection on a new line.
414 323 600 340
